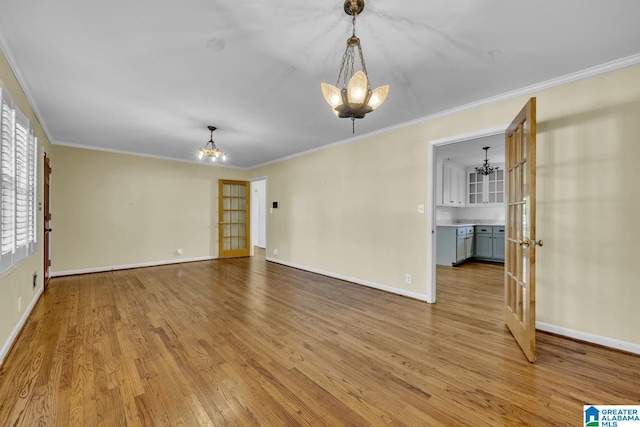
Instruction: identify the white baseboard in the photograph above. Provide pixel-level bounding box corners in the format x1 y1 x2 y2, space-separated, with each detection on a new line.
267 258 640 355
266 257 430 302
0 286 44 366
536 322 640 355
50 256 217 278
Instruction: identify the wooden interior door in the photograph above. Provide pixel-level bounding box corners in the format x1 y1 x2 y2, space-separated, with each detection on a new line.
504 97 539 362
218 180 251 258
43 153 51 289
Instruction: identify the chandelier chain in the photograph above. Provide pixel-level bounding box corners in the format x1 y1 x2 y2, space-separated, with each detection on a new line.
335 15 370 88
357 44 369 84
336 47 350 87
347 49 355 86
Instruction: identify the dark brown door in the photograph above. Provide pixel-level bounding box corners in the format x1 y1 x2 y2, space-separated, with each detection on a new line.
504 98 539 362
43 153 51 289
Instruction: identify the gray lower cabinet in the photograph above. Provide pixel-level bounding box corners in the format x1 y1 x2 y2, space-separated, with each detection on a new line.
492 231 505 260
456 232 466 263
474 229 493 258
437 226 474 266
473 226 505 262
465 230 474 259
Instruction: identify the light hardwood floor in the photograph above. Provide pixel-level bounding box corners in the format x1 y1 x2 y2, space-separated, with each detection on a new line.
0 251 639 426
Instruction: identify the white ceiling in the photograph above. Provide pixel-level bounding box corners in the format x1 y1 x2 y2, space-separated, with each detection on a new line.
0 1 639 169
436 135 504 167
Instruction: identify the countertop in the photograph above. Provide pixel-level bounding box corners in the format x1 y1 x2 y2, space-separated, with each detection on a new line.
436 222 505 228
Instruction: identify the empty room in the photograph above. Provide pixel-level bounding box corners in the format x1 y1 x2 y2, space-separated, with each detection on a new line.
1 1 639 426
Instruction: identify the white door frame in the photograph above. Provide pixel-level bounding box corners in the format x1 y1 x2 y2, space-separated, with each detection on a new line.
426 125 508 303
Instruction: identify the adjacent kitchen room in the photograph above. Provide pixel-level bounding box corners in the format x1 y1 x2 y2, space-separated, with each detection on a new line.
435 135 506 270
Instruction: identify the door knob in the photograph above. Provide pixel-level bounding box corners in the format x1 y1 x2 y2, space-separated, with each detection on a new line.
519 239 543 247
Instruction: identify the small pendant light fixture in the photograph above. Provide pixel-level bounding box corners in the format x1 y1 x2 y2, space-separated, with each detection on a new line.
476 146 499 176
321 0 389 133
199 126 227 162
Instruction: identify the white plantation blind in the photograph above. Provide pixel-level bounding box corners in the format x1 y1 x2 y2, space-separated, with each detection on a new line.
0 90 14 259
28 130 37 249
0 87 38 273
15 109 29 251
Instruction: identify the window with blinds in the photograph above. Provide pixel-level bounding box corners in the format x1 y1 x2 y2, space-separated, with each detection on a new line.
0 87 38 273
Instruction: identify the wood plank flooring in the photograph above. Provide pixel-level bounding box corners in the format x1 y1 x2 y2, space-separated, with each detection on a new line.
1 251 639 426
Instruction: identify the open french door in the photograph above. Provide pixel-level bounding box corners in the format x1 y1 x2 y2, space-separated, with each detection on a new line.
504 98 540 362
218 180 251 258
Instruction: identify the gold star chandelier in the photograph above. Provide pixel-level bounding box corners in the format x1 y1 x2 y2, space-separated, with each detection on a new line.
321 0 389 132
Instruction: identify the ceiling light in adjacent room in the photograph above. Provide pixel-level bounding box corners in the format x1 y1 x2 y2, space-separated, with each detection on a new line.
476 146 499 176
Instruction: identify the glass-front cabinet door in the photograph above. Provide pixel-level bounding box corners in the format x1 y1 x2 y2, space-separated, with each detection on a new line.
467 167 504 206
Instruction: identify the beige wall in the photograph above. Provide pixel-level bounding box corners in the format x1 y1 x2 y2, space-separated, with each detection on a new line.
251 64 640 348
535 66 640 344
251 127 433 297
0 48 50 361
50 146 248 273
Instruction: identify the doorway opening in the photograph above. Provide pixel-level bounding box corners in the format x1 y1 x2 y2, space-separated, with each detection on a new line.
427 125 507 302
250 177 267 254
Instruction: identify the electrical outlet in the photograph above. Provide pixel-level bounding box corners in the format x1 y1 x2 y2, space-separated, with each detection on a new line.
18 296 22 312
418 203 425 214
273 249 278 256
176 248 182 256
405 274 412 284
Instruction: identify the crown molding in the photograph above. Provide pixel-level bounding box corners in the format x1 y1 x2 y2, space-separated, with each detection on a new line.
0 30 55 144
2 22 639 171
52 140 247 169
406 53 640 128
257 53 640 169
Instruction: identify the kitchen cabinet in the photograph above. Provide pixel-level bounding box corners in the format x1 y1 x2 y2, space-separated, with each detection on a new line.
465 227 474 259
474 231 493 258
456 232 465 263
473 225 505 262
437 160 466 207
492 230 505 260
467 166 505 206
437 226 474 266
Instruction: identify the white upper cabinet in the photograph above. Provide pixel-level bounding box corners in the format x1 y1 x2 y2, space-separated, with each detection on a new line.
467 165 505 206
437 160 466 207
